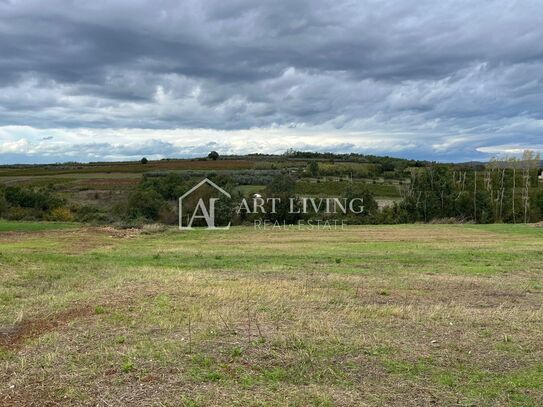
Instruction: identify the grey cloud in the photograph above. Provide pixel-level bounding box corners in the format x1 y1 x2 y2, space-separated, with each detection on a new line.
1 0 543 161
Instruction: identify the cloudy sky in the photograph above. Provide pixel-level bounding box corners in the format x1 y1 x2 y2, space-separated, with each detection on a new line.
1 0 543 163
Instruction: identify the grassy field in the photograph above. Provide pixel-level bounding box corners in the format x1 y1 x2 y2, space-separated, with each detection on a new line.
296 181 402 198
0 160 256 177
0 220 77 232
1 223 542 406
0 158 410 220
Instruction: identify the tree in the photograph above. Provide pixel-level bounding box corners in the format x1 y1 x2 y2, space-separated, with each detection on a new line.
268 174 296 195
520 150 541 223
509 157 518 223
208 151 219 161
4 186 64 211
0 187 7 217
141 157 148 164
307 160 319 177
125 189 164 220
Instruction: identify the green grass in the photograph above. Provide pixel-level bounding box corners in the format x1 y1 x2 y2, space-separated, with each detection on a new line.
0 224 542 405
296 180 401 197
234 185 267 195
0 159 255 177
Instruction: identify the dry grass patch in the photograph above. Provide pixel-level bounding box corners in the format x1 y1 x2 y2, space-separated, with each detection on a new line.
1 224 542 405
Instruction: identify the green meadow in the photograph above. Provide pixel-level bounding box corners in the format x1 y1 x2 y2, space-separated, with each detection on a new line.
1 223 542 406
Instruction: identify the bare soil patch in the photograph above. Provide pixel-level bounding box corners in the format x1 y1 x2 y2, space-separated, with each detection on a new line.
0 306 94 350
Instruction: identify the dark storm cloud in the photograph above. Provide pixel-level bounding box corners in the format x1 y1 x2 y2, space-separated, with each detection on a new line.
1 0 543 162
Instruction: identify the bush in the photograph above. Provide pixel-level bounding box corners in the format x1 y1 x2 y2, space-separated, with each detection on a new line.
72 205 107 223
533 189 543 221
125 189 165 220
0 191 7 217
4 186 64 211
48 207 74 222
307 160 319 177
268 174 296 195
140 173 191 200
158 205 178 225
6 207 41 220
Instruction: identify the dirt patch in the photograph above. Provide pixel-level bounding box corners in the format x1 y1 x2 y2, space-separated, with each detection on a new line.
0 229 67 241
0 306 94 350
0 225 142 241
90 226 143 238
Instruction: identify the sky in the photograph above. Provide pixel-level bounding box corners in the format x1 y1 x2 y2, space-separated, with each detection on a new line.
1 0 543 164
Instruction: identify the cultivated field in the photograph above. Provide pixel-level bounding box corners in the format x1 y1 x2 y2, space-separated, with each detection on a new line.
0 158 406 221
1 223 542 406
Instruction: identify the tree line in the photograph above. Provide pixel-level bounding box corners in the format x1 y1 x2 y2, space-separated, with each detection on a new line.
383 151 543 224
0 152 541 226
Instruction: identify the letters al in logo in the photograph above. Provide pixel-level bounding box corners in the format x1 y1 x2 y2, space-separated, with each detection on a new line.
179 178 231 230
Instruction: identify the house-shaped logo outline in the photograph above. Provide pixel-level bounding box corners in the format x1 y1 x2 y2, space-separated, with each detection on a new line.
179 178 231 230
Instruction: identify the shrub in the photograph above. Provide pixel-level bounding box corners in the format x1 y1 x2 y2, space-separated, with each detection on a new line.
4 186 64 211
140 173 191 200
125 189 165 220
6 207 41 220
307 160 319 177
533 189 543 220
74 206 109 223
158 205 178 225
0 191 7 217
48 207 74 222
268 174 296 195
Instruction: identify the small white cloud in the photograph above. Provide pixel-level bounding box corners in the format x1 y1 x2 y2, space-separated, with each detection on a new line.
476 145 543 155
0 138 30 154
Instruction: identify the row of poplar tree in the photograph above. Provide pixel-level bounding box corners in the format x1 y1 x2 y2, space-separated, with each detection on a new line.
398 151 542 223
